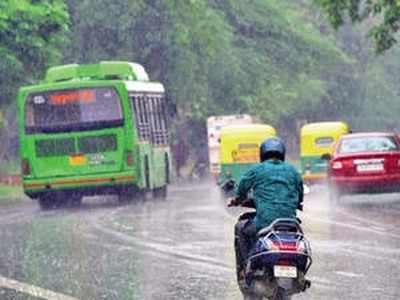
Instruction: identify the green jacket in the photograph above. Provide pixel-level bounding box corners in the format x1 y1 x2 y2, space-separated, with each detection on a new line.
235 159 303 230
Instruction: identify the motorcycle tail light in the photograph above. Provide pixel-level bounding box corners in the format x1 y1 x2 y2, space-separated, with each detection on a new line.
277 260 291 266
297 239 311 255
22 159 30 176
263 239 279 251
297 240 307 253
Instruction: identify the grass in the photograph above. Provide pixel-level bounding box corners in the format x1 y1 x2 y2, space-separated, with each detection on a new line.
0 159 23 206
0 159 20 174
0 185 25 206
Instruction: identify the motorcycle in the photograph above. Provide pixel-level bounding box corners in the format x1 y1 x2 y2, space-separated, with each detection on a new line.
231 199 312 300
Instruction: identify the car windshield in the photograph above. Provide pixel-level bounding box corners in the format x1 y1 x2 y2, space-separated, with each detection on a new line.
25 87 123 134
338 136 399 154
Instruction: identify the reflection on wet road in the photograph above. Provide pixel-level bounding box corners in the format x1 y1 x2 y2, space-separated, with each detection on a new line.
0 182 400 299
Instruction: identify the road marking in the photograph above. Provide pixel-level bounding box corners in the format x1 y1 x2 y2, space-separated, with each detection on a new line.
335 271 364 278
0 275 79 300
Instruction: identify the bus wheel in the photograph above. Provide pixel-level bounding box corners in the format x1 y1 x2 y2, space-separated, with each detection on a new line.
69 195 82 207
38 195 54 210
153 186 167 199
118 193 133 204
118 187 136 203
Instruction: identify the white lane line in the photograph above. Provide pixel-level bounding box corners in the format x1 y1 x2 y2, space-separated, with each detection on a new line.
335 271 364 278
0 275 79 300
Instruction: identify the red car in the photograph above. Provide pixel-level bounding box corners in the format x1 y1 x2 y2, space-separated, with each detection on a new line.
328 132 400 201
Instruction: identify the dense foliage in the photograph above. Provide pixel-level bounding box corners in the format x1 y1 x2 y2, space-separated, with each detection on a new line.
314 0 400 53
0 0 69 108
1 0 400 166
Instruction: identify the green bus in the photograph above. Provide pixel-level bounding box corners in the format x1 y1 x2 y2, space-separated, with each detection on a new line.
18 61 171 209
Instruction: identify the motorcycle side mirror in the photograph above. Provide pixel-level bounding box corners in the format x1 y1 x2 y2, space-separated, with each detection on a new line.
221 179 236 193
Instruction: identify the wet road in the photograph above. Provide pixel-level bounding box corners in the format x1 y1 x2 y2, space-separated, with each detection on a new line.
0 182 400 299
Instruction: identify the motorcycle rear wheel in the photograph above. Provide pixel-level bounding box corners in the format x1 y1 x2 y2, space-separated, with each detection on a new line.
243 293 262 300
272 288 291 300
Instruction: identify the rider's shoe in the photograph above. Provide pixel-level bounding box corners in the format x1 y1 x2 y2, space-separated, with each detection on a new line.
304 279 311 290
238 269 251 290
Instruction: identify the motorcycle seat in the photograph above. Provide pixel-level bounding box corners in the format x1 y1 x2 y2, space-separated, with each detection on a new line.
238 211 256 221
257 218 302 237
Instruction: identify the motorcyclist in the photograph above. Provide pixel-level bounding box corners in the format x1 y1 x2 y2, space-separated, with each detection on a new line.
229 137 304 280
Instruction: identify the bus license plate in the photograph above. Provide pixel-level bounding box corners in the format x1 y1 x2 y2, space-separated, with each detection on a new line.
69 155 87 166
274 265 297 278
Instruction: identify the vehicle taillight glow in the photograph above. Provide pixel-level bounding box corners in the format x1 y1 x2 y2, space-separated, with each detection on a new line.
264 239 298 251
126 151 134 166
22 159 30 175
279 243 297 251
332 161 343 169
277 260 291 266
297 240 308 253
263 239 279 251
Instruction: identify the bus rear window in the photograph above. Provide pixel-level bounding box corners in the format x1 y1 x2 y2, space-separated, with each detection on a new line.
25 87 123 134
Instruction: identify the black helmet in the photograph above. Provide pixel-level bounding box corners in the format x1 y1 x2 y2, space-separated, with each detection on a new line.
260 137 286 162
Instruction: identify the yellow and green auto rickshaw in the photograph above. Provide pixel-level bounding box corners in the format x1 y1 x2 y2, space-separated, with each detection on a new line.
218 124 277 190
300 121 350 184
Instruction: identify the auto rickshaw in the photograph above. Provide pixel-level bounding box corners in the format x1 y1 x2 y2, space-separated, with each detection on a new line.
218 124 277 193
300 121 350 184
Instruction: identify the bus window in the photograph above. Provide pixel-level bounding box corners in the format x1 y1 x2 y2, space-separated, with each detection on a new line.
158 97 168 145
150 97 161 145
152 97 160 132
141 96 148 125
154 97 162 131
159 98 167 131
25 87 123 134
131 94 152 141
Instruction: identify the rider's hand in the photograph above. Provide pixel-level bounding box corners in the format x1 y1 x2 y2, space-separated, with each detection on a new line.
228 197 239 207
297 203 303 211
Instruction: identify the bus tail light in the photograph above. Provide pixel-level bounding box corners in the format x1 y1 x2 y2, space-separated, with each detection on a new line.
22 159 31 175
126 151 134 166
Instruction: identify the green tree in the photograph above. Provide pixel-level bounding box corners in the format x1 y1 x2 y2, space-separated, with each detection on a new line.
314 0 400 53
0 0 69 107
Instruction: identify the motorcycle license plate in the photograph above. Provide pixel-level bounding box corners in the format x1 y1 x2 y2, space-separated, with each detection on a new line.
274 265 297 278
